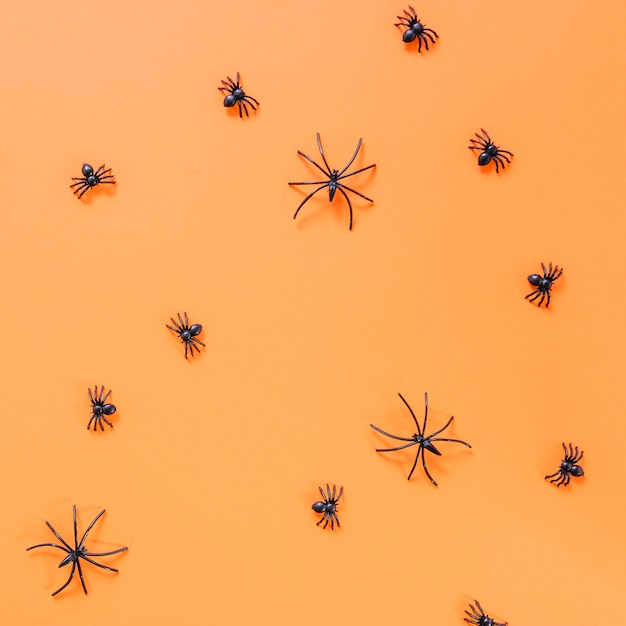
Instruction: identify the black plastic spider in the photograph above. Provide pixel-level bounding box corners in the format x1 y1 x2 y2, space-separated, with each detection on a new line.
464 599 508 626
311 484 343 530
525 262 563 308
87 385 117 431
166 311 205 359
26 505 128 597
395 5 438 50
69 163 116 199
468 129 513 173
218 72 259 118
370 392 471 486
545 442 584 487
289 133 376 230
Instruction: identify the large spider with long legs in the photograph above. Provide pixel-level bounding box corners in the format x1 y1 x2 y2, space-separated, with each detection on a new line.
370 392 471 486
468 129 513 173
218 72 260 118
289 133 376 230
311 484 343 530
394 5 438 50
26 505 128 597
166 311 206 359
87 385 117 431
69 163 116 199
464 599 508 626
545 442 584 487
525 262 563 308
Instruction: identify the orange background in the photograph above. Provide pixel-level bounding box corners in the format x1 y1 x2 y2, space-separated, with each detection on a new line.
1 1 625 624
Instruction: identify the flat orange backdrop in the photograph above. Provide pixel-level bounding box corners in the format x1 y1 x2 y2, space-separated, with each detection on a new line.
1 1 625 624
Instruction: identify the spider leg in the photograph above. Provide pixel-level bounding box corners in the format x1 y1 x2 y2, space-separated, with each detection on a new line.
292 184 330 220
241 101 250 118
335 485 344 502
375 441 420 453
406 444 423 481
78 509 106 547
71 183 89 199
44 521 74 552
76 558 88 594
417 36 422 53
294 149 333 178
88 387 95 405
497 151 512 162
525 289 541 302
329 483 335 502
431 436 472 448
337 163 376 181
184 342 189 359
318 485 328 501
81 555 121 572
331 511 340 528
243 95 259 108
424 28 438 41
424 414 454 438
101 388 111 403
315 133 334 175
100 415 114 428
190 337 206 349
397 392 423 435
421 449 439 486
337 138 364 176
537 292 546 307
370 423 415 442
51 560 77 596
336 187 354 230
545 290 551 308
26 542 71 553
84 547 128 558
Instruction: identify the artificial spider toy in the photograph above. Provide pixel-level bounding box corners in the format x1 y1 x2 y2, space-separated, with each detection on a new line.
289 133 376 230
218 72 260 118
311 484 343 530
464 599 508 626
545 442 584 487
70 163 115 199
166 312 205 359
468 129 513 173
370 392 471 486
26 505 127 597
87 385 116 431
525 262 563 308
394 5 438 50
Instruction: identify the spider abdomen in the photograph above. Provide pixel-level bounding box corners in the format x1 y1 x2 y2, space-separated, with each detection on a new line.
403 30 417 42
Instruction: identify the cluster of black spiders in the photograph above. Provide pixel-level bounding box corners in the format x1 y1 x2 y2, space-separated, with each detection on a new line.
26 6 581 616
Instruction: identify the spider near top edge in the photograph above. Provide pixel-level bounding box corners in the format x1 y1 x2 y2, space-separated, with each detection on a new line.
395 5 438 51
69 163 116 200
288 133 376 231
218 72 260 118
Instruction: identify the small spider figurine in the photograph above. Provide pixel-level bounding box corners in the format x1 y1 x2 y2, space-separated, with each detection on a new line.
26 505 128 597
468 129 513 173
166 311 206 359
289 133 376 230
218 72 260 118
464 599 508 626
525 262 563 308
370 392 471 486
69 163 116 199
87 385 117 431
311 484 343 530
395 5 438 50
545 442 584 487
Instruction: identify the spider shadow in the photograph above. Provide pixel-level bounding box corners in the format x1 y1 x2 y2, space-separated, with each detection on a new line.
76 184 117 205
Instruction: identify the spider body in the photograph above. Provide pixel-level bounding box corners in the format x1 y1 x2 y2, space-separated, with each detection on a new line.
395 6 438 50
166 312 205 359
370 392 471 486
468 129 513 173
312 484 343 530
218 72 259 118
69 163 115 199
525 262 562 308
87 385 116 431
545 442 584 487
289 133 376 230
464 599 508 626
26 505 127 596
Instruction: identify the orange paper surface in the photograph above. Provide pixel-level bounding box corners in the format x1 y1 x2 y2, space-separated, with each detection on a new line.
1 1 625 624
